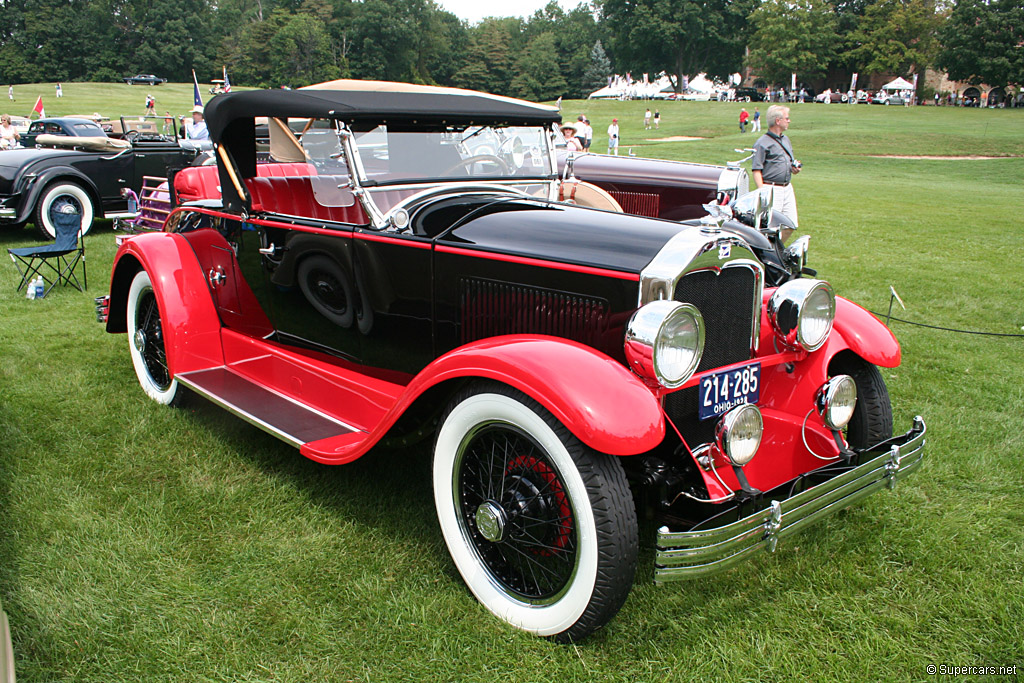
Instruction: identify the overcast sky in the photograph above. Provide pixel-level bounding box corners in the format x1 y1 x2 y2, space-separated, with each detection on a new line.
434 0 585 24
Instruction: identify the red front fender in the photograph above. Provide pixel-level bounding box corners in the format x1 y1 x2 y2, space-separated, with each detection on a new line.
106 232 223 375
409 335 665 457
827 296 901 368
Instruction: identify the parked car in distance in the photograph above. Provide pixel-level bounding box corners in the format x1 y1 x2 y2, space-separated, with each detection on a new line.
733 87 765 102
873 92 908 105
678 89 713 101
98 81 926 642
122 74 167 86
814 90 850 103
0 115 203 238
19 117 107 148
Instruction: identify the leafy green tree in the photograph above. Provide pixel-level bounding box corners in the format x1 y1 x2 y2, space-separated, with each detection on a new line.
937 0 1024 87
510 32 568 100
582 40 613 95
597 0 752 92
452 19 516 94
746 0 838 86
269 12 339 86
843 0 943 75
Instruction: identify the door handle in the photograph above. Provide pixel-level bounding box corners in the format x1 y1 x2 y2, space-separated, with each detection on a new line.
208 267 226 287
258 243 277 255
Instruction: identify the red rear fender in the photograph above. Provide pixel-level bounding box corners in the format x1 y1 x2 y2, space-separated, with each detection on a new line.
107 232 223 374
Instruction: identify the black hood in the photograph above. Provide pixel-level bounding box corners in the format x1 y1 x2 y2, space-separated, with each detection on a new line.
441 198 687 275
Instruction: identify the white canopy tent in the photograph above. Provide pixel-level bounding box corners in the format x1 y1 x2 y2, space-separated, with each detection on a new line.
881 77 915 91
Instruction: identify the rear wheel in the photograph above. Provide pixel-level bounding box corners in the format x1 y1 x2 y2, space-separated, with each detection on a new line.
127 270 183 405
35 181 94 240
831 355 892 449
433 383 637 641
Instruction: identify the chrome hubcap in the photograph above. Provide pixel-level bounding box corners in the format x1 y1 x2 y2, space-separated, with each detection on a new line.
133 329 146 353
475 500 507 543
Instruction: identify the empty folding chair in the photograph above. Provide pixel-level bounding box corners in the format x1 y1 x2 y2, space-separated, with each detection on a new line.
8 202 86 295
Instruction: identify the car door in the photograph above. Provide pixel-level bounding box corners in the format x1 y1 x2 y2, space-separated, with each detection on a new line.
238 219 363 364
172 210 274 340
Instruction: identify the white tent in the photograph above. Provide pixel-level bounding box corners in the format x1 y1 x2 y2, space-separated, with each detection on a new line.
881 77 915 91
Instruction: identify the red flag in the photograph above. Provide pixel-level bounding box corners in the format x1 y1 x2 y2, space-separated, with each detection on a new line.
31 96 45 118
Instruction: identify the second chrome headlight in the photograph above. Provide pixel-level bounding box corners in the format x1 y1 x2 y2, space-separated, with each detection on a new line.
625 300 705 388
767 279 836 352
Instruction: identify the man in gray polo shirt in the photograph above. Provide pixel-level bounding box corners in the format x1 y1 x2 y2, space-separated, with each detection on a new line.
752 104 801 243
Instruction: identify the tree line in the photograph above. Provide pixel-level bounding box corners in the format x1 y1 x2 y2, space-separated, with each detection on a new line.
0 0 1019 99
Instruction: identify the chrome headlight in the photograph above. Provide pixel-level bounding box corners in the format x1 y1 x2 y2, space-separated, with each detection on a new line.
715 403 763 465
767 279 835 352
815 375 858 430
625 300 705 388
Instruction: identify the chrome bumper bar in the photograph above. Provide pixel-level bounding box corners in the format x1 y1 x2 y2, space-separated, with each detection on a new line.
655 416 926 583
0 207 15 220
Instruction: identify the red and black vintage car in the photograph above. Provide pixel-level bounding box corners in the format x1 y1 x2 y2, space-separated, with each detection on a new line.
98 81 926 641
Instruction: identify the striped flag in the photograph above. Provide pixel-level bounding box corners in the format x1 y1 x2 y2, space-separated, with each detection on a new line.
223 66 231 93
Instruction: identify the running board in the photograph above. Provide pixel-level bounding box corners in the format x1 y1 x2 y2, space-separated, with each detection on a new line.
176 367 357 448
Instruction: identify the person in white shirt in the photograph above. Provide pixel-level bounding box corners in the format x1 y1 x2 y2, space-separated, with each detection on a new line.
186 105 209 140
0 115 20 148
607 118 620 155
562 124 582 152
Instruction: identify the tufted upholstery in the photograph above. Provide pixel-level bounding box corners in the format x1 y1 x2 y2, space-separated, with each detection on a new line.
173 162 368 225
173 162 319 204
246 176 369 224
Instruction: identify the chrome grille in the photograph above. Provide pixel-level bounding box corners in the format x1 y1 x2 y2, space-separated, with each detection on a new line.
665 266 758 445
460 278 609 347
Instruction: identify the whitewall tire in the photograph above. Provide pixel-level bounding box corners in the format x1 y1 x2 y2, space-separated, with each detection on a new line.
127 270 182 405
35 181 94 240
433 383 637 640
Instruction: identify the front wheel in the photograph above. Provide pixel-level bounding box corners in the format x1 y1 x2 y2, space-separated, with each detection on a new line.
35 181 94 240
433 383 637 641
831 355 893 449
127 270 183 405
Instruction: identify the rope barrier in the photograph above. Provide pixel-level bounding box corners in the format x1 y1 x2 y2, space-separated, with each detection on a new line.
868 310 1024 338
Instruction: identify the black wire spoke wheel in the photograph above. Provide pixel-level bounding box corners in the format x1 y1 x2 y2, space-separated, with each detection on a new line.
433 383 637 640
127 270 182 405
457 423 578 602
136 288 171 390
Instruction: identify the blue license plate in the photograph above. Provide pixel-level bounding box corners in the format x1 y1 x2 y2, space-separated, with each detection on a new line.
698 362 761 421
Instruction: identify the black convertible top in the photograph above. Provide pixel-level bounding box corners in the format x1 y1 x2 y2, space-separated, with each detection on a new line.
204 81 561 141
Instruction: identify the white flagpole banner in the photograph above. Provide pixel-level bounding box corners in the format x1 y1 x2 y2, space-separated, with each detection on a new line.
791 73 797 91
851 73 858 92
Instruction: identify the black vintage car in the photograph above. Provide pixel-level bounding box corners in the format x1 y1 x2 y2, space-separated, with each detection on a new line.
0 116 202 238
19 117 108 149
99 81 925 641
122 74 167 86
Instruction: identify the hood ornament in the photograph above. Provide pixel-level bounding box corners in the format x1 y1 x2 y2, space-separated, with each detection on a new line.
700 202 732 234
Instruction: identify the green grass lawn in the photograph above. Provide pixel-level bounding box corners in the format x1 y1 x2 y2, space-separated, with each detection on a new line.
3 81 254 122
2 89 1023 681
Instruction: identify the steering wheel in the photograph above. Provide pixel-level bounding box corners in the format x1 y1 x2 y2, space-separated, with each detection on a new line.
125 130 140 142
443 154 510 176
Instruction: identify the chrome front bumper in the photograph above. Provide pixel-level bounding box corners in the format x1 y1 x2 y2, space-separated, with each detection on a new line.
0 207 15 220
655 416 926 583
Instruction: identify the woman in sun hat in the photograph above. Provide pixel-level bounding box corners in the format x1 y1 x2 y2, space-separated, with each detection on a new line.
562 123 582 152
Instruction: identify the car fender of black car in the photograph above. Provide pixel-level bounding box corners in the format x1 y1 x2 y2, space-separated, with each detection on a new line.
2 157 101 224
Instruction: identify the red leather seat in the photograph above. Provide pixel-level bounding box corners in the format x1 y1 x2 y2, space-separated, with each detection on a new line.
174 162 319 203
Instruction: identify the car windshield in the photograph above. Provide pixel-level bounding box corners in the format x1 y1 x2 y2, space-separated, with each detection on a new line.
351 125 554 185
